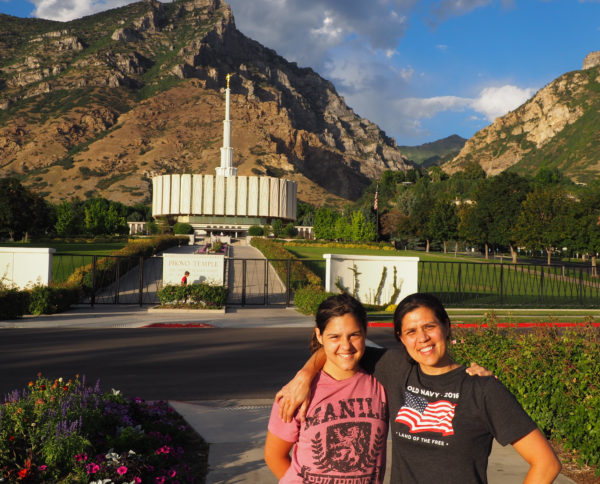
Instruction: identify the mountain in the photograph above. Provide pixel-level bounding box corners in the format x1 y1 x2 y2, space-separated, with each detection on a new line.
0 0 412 207
443 53 600 182
398 135 466 168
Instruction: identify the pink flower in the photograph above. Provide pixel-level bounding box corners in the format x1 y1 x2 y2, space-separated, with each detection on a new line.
117 466 128 475
38 465 47 471
155 477 165 484
75 453 88 462
86 463 100 474
169 469 177 477
134 478 142 484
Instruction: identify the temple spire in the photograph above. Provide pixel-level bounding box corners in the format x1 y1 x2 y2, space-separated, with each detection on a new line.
216 73 237 177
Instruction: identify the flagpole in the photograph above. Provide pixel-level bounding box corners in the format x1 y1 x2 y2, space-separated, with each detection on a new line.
375 182 379 242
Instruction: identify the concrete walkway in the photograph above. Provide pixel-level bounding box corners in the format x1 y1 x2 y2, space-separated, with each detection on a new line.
0 306 575 483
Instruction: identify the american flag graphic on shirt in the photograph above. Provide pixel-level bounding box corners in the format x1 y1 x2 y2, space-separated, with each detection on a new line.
395 391 456 436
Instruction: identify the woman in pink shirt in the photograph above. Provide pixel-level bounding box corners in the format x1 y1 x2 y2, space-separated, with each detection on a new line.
264 294 388 483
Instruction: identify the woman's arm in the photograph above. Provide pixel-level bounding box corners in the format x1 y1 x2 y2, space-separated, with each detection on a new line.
264 430 295 479
512 428 561 484
275 348 326 423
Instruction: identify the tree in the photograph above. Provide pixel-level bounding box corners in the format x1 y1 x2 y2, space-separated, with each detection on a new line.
271 219 284 238
105 204 128 235
84 199 108 235
55 201 83 236
513 187 571 265
296 202 316 226
313 207 338 240
0 178 52 240
458 203 488 256
350 210 376 242
334 216 352 241
409 179 435 251
472 173 531 262
428 201 458 253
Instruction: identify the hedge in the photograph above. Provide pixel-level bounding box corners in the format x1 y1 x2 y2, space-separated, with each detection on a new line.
294 285 336 315
0 289 30 319
66 235 185 291
250 238 321 287
451 322 600 470
157 283 228 309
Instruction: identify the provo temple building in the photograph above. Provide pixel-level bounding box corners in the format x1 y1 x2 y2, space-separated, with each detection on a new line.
151 74 297 238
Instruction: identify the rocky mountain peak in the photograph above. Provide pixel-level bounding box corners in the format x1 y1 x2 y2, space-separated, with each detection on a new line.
0 0 411 205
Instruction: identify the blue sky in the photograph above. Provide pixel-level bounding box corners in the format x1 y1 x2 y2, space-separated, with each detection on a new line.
2 0 599 146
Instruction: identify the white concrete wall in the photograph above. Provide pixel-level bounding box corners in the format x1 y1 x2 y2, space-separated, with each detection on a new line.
324 254 419 306
0 247 55 289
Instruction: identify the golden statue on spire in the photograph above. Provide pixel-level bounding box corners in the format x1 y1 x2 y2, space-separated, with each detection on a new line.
226 73 232 89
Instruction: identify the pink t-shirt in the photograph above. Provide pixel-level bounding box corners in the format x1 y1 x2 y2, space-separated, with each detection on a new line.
268 370 388 483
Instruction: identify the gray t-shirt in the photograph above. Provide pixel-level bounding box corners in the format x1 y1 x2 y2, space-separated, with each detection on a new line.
361 347 537 483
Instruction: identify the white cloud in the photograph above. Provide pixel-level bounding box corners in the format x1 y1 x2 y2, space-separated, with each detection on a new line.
390 84 536 129
31 0 138 21
471 84 535 121
436 44 448 51
399 66 414 81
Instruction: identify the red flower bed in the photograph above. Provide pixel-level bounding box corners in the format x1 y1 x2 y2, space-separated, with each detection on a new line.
142 323 215 328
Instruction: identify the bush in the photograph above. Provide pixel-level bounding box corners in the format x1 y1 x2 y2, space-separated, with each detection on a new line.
157 283 228 309
248 225 264 236
0 288 30 319
294 285 336 315
28 285 80 315
173 222 193 235
283 223 297 238
451 324 600 469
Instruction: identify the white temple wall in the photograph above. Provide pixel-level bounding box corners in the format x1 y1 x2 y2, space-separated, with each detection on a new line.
180 174 192 214
203 175 214 215
237 176 248 216
259 177 270 216
192 175 203 213
226 176 237 215
214 175 225 215
152 174 296 220
248 177 259 216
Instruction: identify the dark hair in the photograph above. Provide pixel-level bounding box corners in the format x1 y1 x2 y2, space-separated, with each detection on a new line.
393 292 451 342
310 293 368 353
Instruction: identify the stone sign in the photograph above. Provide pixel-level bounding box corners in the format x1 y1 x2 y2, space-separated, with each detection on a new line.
323 254 419 306
162 253 224 285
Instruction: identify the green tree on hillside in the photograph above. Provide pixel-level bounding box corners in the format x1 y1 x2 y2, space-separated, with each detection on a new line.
55 200 84 236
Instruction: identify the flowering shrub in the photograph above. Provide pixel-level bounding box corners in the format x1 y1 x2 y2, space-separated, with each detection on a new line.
0 374 207 483
284 240 396 251
451 324 600 471
157 283 228 308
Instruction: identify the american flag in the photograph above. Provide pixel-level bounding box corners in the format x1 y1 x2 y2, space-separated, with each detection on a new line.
373 188 378 211
395 391 456 436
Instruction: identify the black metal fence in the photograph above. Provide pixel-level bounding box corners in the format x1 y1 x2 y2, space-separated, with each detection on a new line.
51 254 600 308
419 260 600 308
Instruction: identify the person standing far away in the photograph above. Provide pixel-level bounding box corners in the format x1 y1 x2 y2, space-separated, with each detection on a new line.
181 271 190 285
